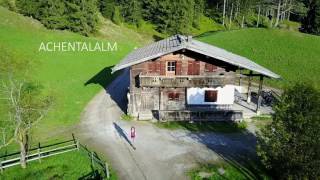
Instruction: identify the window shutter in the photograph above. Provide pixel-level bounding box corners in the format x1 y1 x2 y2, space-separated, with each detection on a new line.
205 63 213 72
194 61 200 75
168 92 179 101
160 61 165 75
155 61 160 73
176 61 182 75
174 93 180 100
148 61 156 73
188 61 193 75
152 62 156 72
168 92 174 100
205 63 218 72
212 64 217 71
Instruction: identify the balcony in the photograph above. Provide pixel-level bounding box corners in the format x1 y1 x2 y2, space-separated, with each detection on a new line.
139 72 235 88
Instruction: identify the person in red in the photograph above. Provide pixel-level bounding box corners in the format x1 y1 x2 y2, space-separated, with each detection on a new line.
130 126 136 143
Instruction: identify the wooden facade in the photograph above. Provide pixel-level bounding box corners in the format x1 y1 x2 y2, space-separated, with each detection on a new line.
113 35 280 121
127 50 242 121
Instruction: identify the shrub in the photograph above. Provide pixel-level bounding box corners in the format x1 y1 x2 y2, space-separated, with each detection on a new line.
257 82 320 179
0 0 17 11
121 114 134 121
16 0 99 36
279 20 301 31
236 121 247 130
112 6 122 25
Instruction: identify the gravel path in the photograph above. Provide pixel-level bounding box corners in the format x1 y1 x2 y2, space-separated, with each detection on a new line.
76 69 258 180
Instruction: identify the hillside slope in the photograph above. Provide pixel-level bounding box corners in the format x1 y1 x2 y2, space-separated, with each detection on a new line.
1 6 319 139
197 29 320 88
0 7 147 139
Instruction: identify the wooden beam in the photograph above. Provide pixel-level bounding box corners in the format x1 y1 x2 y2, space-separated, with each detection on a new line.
239 69 242 86
158 87 161 121
105 162 110 179
0 160 3 174
241 73 264 77
38 143 41 163
256 75 264 115
247 71 253 103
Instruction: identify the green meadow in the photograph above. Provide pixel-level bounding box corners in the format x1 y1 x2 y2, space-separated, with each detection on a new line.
0 6 145 179
197 29 320 88
2 6 319 140
0 4 320 179
0 7 147 140
0 148 117 180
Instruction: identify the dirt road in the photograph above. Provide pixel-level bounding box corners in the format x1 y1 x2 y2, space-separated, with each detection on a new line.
76 70 257 180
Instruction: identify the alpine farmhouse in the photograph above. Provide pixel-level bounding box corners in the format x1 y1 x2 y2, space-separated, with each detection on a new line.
112 35 280 121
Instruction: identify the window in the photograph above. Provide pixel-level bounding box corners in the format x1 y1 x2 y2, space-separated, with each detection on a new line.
167 61 176 72
204 90 218 102
168 92 180 101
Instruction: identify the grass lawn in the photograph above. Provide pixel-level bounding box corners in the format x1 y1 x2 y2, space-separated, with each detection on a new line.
120 114 134 121
0 149 117 180
0 5 318 179
189 163 248 180
0 7 147 140
124 15 224 39
0 6 146 178
189 162 270 180
250 116 273 129
196 28 320 88
190 15 224 35
155 121 247 133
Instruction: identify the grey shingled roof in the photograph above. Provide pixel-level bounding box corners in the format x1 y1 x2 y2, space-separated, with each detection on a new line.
112 35 280 79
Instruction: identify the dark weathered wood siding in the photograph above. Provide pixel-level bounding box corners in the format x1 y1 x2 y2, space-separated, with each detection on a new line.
138 52 227 77
127 50 238 120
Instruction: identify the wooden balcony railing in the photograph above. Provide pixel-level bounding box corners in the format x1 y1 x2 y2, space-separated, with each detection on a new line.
139 73 235 87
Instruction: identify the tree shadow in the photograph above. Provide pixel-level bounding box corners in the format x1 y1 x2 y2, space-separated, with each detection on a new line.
84 66 116 89
84 66 129 113
185 126 268 179
78 166 103 180
194 30 224 38
152 35 164 41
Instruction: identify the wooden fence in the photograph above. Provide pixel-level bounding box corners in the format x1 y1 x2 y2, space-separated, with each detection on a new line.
79 144 110 179
0 134 110 179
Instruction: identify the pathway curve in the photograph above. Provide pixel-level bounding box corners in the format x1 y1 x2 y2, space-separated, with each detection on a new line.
76 70 258 180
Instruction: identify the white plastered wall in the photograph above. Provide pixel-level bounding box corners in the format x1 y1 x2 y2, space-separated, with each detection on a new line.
187 85 235 105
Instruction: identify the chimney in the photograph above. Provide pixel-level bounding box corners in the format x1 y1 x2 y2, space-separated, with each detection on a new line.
187 35 192 42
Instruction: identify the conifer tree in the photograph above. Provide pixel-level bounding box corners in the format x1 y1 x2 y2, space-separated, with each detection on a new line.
100 0 116 19
302 0 320 35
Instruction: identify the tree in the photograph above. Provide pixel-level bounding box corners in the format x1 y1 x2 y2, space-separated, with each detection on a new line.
0 47 53 168
1 80 52 168
302 0 320 35
150 0 196 34
170 0 195 34
257 82 320 179
16 0 99 36
223 0 226 25
141 0 158 21
0 0 17 11
100 0 116 19
117 0 142 25
112 6 122 25
193 0 205 28
274 0 282 27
